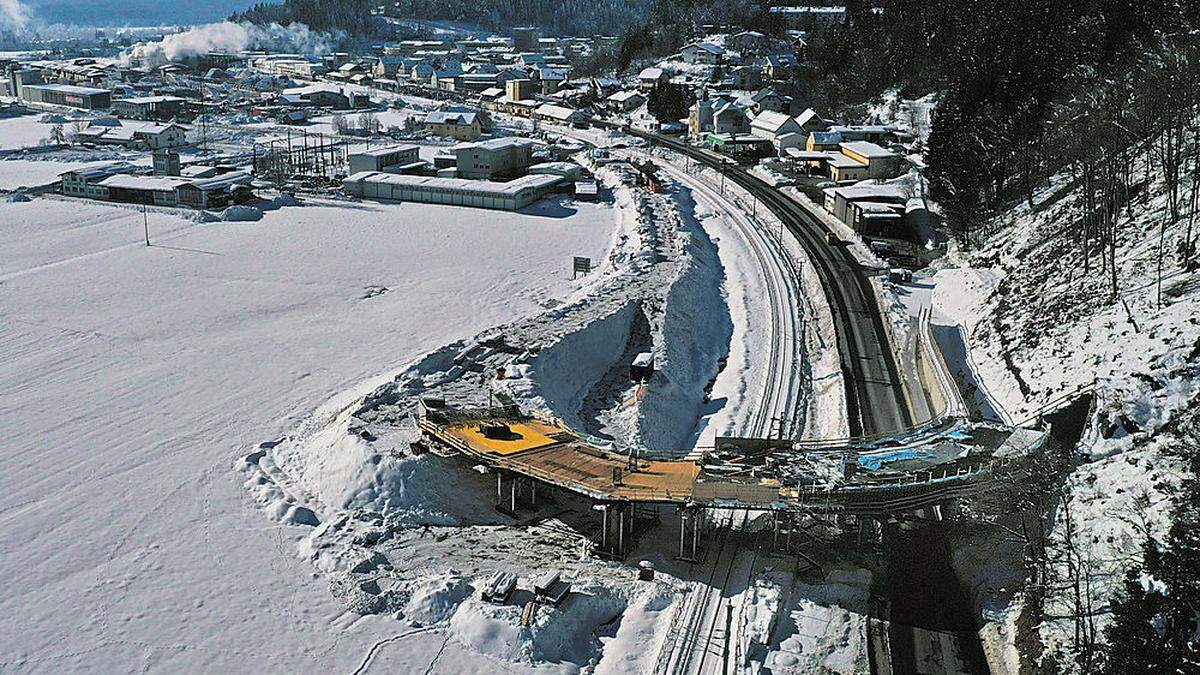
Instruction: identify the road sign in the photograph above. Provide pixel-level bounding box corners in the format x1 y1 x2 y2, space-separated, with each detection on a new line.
573 256 592 278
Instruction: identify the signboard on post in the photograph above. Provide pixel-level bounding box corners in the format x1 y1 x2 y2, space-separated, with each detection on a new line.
572 256 592 278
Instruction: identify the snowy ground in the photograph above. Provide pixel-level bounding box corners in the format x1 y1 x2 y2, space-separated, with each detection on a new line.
907 140 1200 671
0 194 618 671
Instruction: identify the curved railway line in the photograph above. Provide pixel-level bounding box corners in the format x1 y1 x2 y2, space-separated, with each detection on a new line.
619 126 912 438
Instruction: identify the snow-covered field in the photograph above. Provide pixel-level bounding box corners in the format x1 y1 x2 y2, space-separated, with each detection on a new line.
0 194 618 671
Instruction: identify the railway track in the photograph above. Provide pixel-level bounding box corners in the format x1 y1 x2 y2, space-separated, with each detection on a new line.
648 156 803 440
622 127 912 437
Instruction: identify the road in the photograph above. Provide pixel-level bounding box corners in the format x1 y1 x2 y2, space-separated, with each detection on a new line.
620 127 912 438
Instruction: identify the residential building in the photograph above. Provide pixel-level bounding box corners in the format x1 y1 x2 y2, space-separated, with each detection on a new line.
681 42 726 65
838 141 903 179
750 110 803 147
638 67 667 91
424 109 483 140
608 90 645 113
506 78 536 102
75 121 188 150
823 183 908 225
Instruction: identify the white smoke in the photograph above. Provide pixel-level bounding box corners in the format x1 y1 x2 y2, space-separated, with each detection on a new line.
129 21 341 67
0 0 30 30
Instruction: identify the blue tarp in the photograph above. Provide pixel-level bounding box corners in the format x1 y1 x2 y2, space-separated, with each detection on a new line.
858 449 931 471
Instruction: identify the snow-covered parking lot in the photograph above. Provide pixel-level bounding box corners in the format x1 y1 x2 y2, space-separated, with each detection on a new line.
0 195 618 671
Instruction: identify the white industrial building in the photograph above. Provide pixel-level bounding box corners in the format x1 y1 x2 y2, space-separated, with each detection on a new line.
347 145 422 174
342 172 563 210
453 137 535 179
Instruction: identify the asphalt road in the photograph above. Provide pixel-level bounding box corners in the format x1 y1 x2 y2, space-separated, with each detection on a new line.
627 129 912 437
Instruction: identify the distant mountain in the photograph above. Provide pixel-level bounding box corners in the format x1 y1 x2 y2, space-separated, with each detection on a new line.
25 0 270 26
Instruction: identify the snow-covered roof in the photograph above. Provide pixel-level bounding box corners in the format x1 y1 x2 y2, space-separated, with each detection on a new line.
352 144 419 158
97 174 189 191
58 161 137 179
424 110 478 125
534 103 577 121
608 91 643 102
839 141 896 159
638 67 665 80
795 108 823 128
24 83 110 96
750 110 797 133
344 171 560 197
114 95 185 105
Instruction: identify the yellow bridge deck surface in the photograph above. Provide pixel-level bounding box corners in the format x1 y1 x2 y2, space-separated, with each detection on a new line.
442 419 569 456
425 418 701 501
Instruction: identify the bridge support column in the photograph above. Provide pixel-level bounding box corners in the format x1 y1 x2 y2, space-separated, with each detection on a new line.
677 505 702 562
597 501 633 560
495 471 537 516
772 510 796 554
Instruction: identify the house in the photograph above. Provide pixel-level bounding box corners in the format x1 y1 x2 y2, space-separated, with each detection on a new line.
727 66 762 90
681 42 725 65
607 90 645 113
506 79 536 102
453 137 535 179
589 76 621 97
536 66 567 94
827 124 896 144
423 109 483 140
374 55 405 79
750 110 803 146
533 103 582 125
838 141 903 179
750 88 791 114
712 101 749 134
795 108 828 135
822 183 908 226
75 121 188 150
637 67 668 91
762 54 797 80
727 30 768 53
112 95 185 121
807 130 843 151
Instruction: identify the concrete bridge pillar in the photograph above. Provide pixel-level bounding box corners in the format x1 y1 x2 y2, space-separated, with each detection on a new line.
677 505 702 562
597 501 634 559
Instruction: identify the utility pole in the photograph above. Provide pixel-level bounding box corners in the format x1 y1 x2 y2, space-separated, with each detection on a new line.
143 203 150 246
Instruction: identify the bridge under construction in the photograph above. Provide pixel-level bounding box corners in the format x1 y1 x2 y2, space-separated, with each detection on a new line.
416 399 1050 560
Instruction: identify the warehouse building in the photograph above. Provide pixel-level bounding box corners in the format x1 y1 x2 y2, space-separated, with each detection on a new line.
112 95 186 120
21 83 112 109
453 137 535 179
343 172 563 210
59 161 139 198
347 145 423 174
